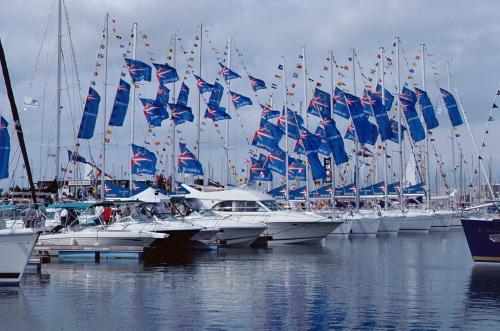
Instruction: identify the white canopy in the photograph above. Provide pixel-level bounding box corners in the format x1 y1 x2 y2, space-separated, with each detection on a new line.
126 187 170 203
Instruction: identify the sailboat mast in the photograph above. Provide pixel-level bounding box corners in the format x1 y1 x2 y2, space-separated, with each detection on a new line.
101 13 109 200
282 56 289 202
352 49 360 211
196 24 203 163
329 50 336 210
395 37 404 209
447 61 457 198
224 38 231 187
421 43 430 209
55 0 62 199
380 46 389 210
129 22 137 194
171 34 177 192
302 46 309 208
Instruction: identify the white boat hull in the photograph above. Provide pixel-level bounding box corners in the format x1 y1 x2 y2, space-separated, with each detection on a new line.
399 215 433 232
0 229 40 286
266 220 342 244
331 219 353 235
350 218 380 235
378 217 402 233
38 230 160 248
430 214 452 231
190 219 267 247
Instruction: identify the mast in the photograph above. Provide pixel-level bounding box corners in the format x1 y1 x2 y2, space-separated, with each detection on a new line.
352 49 360 211
395 37 404 210
329 50 336 211
421 43 431 209
224 38 231 187
0 39 37 204
447 61 457 199
282 56 289 202
196 24 203 169
100 13 109 200
380 47 389 210
171 33 177 192
302 46 309 209
129 22 137 195
55 0 62 200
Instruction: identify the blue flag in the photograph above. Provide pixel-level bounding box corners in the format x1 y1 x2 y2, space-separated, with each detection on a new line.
0 117 10 179
248 75 267 91
314 126 333 156
264 153 286 176
194 75 214 94
333 87 350 119
344 122 356 141
260 104 280 120
78 87 101 139
376 84 394 112
289 186 307 201
440 88 463 127
131 181 149 195
177 82 189 106
267 184 287 200
125 58 152 82
400 87 425 142
344 92 376 146
368 91 394 141
321 116 349 165
361 90 374 117
109 79 131 127
131 144 157 175
277 108 304 140
308 88 331 117
204 105 231 122
250 157 272 182
104 180 130 198
230 91 253 109
388 119 407 144
67 150 86 164
307 152 327 181
178 143 204 176
155 84 170 106
208 82 224 107
309 185 333 199
403 182 425 194
415 88 439 130
387 182 400 195
140 98 169 127
153 63 179 84
219 63 241 81
169 103 194 125
252 119 283 155
288 156 306 180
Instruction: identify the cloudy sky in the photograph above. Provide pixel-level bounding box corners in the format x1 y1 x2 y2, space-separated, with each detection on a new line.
1 0 500 191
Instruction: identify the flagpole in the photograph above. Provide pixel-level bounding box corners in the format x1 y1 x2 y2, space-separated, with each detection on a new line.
100 13 109 200
55 0 62 201
352 48 360 212
196 24 203 179
282 56 289 202
329 50 336 211
446 61 457 202
395 37 404 210
420 43 430 209
380 47 389 211
302 46 309 209
172 33 177 192
269 94 274 192
129 22 137 195
224 38 232 187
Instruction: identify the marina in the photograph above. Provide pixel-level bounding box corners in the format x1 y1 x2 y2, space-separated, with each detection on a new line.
1 0 500 329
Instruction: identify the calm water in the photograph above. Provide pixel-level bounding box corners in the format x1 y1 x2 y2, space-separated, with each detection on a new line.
1 230 500 330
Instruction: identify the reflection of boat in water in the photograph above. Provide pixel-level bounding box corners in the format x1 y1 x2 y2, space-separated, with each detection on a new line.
461 217 500 262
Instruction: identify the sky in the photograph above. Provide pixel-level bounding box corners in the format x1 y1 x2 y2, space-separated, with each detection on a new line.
1 0 500 192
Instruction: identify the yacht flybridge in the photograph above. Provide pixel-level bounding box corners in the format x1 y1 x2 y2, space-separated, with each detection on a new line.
182 185 342 244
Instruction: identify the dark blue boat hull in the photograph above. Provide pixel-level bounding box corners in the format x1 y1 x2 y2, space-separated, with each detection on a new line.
461 218 500 263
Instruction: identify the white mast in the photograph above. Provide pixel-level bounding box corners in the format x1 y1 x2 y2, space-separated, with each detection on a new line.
171 34 177 191
224 38 231 187
129 22 137 194
329 50 336 210
395 37 404 209
380 46 389 210
55 0 62 199
282 56 289 201
100 13 109 200
352 49 360 211
421 43 431 209
302 46 309 208
447 61 457 198
196 24 203 169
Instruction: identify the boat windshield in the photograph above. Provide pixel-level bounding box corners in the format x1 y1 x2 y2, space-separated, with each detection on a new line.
184 198 217 217
259 200 281 211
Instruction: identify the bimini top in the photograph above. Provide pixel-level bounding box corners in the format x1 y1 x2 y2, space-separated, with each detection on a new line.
182 184 274 202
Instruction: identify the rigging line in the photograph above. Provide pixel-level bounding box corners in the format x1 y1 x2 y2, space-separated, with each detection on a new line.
9 148 21 189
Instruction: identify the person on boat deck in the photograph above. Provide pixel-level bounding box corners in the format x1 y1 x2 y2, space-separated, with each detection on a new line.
102 206 112 224
21 204 36 228
60 208 68 226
